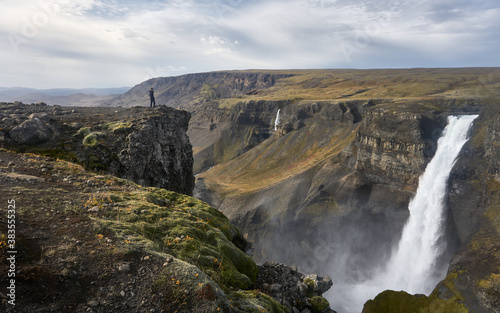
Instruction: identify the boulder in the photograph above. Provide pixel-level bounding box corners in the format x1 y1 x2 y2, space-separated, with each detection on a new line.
304 274 333 295
9 118 52 144
256 262 334 312
29 112 50 123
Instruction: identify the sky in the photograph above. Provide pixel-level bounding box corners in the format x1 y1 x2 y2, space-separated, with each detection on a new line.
1 0 499 89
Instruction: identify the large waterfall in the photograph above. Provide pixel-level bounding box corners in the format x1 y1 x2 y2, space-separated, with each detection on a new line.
331 115 478 313
380 114 479 294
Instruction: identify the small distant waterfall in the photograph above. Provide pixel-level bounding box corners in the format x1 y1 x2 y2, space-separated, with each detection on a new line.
331 114 478 313
274 109 281 131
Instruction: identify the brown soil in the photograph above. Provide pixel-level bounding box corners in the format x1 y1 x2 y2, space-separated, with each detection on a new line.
0 149 170 313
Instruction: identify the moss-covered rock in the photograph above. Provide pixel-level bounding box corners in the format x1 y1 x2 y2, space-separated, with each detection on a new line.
309 295 330 312
229 290 290 313
152 257 232 313
362 289 468 313
92 188 257 291
82 132 104 146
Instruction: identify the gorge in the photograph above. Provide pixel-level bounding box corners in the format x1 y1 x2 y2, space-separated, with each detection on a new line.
103 68 499 312
1 68 499 313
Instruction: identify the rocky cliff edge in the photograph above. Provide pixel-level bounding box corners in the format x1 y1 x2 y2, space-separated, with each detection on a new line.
0 102 194 195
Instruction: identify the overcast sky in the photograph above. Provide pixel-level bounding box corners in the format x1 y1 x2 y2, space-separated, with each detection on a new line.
1 0 499 89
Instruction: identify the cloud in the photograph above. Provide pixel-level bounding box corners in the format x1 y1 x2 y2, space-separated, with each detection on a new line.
0 0 498 88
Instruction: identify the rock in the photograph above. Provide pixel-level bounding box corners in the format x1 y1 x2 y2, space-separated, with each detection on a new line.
29 112 50 123
87 300 99 307
118 263 130 272
256 262 333 312
9 118 52 144
304 274 333 295
297 282 307 296
88 206 99 213
270 284 282 292
112 107 194 195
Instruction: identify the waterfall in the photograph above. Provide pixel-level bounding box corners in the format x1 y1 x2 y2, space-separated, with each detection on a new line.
382 114 478 293
330 114 478 313
274 109 281 131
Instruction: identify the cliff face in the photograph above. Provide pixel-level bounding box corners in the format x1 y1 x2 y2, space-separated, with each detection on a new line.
0 103 194 195
102 71 293 108
354 110 446 186
194 100 444 268
188 100 289 173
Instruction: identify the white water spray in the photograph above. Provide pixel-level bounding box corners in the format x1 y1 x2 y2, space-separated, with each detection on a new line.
274 109 281 131
331 115 478 313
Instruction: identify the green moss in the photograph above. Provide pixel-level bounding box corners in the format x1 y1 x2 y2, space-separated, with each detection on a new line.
362 289 468 313
76 126 91 138
362 271 469 313
30 148 79 163
102 121 133 132
230 290 290 313
477 270 500 289
83 132 105 146
309 296 330 312
93 188 256 291
151 259 229 313
85 153 106 171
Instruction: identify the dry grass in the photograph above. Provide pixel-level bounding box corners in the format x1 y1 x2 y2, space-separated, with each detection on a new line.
201 121 358 195
211 68 500 108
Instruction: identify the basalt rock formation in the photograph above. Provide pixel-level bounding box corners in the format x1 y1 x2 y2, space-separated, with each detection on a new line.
0 103 194 195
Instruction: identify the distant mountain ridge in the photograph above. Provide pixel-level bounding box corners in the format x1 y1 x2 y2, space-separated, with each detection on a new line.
0 86 130 106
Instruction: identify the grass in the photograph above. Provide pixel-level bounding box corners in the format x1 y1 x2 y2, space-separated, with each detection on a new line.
200 68 500 103
202 118 358 195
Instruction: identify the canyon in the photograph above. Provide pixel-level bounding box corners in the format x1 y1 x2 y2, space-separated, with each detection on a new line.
1 68 499 312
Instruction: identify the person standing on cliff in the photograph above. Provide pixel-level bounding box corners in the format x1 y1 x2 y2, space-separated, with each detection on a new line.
149 88 156 107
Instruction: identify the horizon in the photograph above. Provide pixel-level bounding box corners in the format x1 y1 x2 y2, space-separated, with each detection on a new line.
2 66 500 90
2 1 499 89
